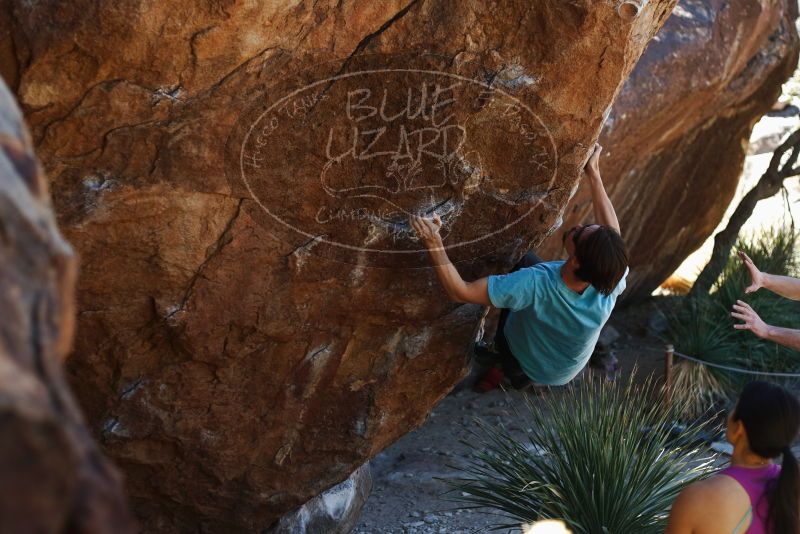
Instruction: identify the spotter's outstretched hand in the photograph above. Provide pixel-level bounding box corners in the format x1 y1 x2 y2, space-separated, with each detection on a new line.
731 299 769 338
738 250 764 294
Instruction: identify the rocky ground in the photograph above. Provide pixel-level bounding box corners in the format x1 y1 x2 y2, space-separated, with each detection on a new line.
355 299 670 534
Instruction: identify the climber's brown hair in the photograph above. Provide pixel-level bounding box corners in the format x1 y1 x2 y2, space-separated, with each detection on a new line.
574 225 628 296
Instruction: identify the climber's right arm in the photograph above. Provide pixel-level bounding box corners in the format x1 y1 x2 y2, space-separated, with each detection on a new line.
410 215 492 306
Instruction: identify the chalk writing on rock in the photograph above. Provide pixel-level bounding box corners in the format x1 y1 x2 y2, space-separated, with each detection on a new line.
228 59 558 268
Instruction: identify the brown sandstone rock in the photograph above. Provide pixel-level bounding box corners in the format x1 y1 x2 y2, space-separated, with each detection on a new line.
0 78 134 531
540 0 800 299
0 0 679 531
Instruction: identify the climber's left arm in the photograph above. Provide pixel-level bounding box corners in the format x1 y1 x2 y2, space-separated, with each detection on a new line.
585 143 621 236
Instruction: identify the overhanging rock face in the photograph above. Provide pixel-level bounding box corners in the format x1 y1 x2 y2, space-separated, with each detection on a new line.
540 0 800 298
0 1 677 530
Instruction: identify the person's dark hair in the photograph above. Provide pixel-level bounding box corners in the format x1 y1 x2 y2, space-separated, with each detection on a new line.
574 225 628 296
733 381 800 534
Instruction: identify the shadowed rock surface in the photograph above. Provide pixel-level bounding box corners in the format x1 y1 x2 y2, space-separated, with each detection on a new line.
540 0 800 299
0 77 134 532
0 0 685 531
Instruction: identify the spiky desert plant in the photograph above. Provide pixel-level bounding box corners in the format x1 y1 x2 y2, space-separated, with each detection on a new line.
671 359 727 420
663 296 739 417
447 375 717 533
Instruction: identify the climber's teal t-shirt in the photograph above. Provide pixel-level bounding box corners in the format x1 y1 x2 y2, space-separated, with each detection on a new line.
487 260 628 386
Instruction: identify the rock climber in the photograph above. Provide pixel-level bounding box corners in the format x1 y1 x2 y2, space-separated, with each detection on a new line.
410 143 629 390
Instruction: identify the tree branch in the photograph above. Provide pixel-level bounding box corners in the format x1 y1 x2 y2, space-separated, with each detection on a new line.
690 128 800 296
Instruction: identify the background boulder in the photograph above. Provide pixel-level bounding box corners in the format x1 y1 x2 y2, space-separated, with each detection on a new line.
0 76 134 532
540 0 800 299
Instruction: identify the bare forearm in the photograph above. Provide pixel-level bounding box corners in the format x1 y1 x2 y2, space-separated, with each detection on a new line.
764 324 800 352
426 241 468 300
424 238 489 304
763 273 800 300
587 171 620 234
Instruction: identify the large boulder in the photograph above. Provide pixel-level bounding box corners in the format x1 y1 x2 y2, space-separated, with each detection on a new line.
540 0 800 299
0 1 678 531
0 77 134 531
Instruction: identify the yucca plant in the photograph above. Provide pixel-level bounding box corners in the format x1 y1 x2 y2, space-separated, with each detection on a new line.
671 360 727 420
663 296 740 417
447 374 718 533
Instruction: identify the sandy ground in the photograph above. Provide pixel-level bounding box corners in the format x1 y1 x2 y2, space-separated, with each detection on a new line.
355 300 668 534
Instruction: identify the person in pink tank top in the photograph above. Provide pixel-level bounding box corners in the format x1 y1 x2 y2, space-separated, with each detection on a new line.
719 463 782 534
667 381 800 534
